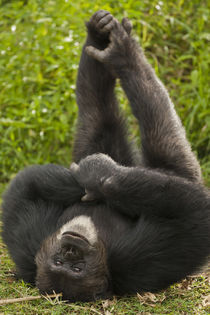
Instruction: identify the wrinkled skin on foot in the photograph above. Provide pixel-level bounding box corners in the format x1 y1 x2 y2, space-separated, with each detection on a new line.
86 10 132 41
85 11 135 76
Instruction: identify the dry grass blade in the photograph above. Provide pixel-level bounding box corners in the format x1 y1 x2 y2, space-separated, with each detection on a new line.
0 293 62 305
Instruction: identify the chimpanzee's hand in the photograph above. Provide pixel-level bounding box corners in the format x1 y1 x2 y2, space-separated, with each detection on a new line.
86 10 132 44
70 153 119 202
85 16 134 76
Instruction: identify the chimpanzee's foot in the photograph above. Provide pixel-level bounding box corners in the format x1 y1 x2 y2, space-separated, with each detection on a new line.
86 10 115 38
70 153 119 201
86 10 132 44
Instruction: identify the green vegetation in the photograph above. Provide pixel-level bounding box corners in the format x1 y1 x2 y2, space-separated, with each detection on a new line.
0 0 209 314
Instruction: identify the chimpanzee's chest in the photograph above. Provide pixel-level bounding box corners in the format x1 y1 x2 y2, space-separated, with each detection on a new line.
56 202 133 247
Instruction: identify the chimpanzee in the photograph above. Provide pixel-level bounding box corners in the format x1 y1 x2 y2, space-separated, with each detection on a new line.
2 10 210 302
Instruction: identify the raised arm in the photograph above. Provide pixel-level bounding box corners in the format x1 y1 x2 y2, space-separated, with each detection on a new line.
86 17 202 182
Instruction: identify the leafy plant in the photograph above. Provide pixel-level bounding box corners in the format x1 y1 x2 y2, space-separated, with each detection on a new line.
0 0 209 185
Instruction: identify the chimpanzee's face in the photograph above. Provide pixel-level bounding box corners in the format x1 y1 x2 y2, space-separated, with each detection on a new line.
35 215 111 301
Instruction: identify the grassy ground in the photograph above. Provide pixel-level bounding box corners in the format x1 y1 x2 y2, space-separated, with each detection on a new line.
0 238 209 314
0 0 210 314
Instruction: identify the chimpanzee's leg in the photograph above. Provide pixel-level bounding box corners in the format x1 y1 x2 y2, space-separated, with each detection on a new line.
73 11 137 167
85 17 202 182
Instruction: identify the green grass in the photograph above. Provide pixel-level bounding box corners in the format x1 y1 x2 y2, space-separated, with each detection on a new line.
0 0 210 185
0 0 210 313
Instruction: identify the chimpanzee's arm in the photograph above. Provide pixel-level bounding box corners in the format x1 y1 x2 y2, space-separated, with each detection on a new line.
3 164 84 208
1 164 84 283
102 164 209 219
108 188 210 294
70 153 208 219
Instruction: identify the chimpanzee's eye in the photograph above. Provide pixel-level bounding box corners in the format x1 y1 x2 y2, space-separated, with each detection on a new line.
54 259 63 266
72 266 81 272
71 262 84 273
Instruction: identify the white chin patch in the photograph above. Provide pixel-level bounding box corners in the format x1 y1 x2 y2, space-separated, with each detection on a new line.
57 215 97 245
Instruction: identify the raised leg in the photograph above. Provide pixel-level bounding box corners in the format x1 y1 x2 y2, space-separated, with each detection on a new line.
73 11 136 167
86 18 202 182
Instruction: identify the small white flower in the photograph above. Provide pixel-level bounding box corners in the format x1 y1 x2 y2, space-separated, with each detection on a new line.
57 45 64 50
40 131 44 137
1 50 6 55
64 30 73 42
32 110 36 115
64 37 71 42
11 25 16 32
42 108 48 113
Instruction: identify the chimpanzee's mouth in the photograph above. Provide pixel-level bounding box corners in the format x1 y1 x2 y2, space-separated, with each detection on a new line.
62 231 90 244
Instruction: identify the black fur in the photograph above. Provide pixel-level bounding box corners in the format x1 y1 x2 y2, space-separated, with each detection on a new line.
2 11 210 301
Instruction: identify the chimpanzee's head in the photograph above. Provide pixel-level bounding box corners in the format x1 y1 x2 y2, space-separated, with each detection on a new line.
35 215 111 301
